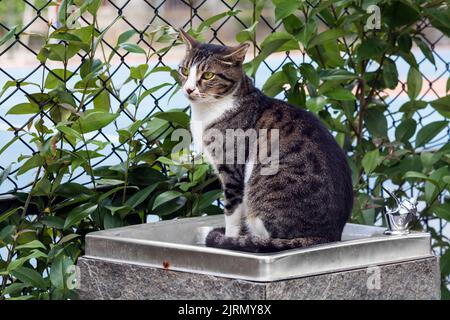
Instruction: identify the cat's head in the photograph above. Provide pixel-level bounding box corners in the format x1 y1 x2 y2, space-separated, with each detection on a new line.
178 29 249 103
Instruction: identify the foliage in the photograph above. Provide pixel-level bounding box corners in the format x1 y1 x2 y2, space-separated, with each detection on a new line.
0 0 223 300
245 0 450 296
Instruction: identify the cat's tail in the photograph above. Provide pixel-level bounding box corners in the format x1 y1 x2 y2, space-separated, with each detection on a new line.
205 228 329 253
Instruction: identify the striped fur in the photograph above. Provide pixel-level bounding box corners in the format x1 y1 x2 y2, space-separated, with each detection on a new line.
178 30 353 253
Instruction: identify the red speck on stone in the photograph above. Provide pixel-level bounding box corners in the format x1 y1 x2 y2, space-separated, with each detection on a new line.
163 261 170 269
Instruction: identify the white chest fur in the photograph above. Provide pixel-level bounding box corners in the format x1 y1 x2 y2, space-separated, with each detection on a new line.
190 97 236 160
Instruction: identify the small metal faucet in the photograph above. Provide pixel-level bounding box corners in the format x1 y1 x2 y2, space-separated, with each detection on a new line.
383 187 417 235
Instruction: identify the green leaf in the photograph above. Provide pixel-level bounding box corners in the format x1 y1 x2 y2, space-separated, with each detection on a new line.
246 32 299 75
17 154 44 176
395 118 417 143
415 121 448 148
323 88 355 101
32 176 52 196
119 43 146 54
6 102 40 115
384 1 420 28
282 14 303 36
104 205 132 218
50 254 73 290
236 21 258 42
319 69 357 82
7 249 47 272
153 111 189 128
152 191 183 210
128 165 166 185
299 63 319 87
407 67 422 100
306 96 328 113
98 177 125 187
441 249 450 279
0 134 25 157
434 203 450 222
3 283 28 296
414 37 435 65
399 51 418 69
0 81 38 99
130 64 149 81
93 90 110 112
397 33 412 52
59 233 80 244
425 166 449 202
196 10 239 33
425 7 450 37
12 267 48 289
103 211 123 229
403 171 440 187
0 225 15 242
64 203 98 229
383 58 399 90
152 195 187 216
56 124 83 141
87 0 102 15
0 26 17 46
273 0 301 22
40 43 79 62
0 206 20 223
199 190 222 210
74 111 119 133
430 95 450 118
399 100 427 113
125 183 159 209
66 0 95 27
117 30 137 45
421 152 440 170
193 165 209 182
296 18 317 47
0 164 11 187
15 240 46 251
138 83 172 104
54 182 94 198
262 70 288 97
365 108 388 137
308 28 346 48
148 66 173 74
357 38 387 61
1 80 17 98
40 216 65 229
44 69 74 89
362 149 382 174
80 58 103 79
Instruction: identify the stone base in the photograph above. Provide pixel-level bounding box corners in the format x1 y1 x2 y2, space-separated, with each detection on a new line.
77 256 440 300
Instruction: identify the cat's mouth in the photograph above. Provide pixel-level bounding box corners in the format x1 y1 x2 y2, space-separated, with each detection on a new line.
186 93 204 102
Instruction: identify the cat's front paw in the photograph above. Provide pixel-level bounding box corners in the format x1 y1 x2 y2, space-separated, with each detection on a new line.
225 226 241 237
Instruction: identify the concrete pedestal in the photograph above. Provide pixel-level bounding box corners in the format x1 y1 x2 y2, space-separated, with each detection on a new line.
77 256 440 300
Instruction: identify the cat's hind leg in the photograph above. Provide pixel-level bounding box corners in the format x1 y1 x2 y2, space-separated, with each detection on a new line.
246 214 270 238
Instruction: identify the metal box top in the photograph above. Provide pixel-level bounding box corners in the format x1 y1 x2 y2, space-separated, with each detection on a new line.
84 215 432 282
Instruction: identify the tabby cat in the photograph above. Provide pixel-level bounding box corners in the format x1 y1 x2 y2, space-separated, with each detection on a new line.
178 29 353 253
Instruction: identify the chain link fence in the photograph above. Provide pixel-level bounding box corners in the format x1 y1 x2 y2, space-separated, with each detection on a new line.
0 1 449 242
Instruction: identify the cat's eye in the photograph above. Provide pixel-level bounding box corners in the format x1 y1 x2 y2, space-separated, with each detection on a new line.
202 71 215 80
179 67 189 76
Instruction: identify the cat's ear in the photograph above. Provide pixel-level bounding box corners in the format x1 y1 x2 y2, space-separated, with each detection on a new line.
223 43 250 63
178 29 199 51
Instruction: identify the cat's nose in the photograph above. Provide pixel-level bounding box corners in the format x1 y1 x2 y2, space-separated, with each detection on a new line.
186 88 194 95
